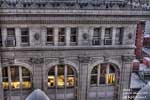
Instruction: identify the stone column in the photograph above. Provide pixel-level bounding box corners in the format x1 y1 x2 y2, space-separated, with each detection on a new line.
66 27 71 46
118 55 134 100
101 27 105 45
0 56 4 100
15 27 21 47
1 27 7 47
78 56 90 100
112 27 117 45
29 57 44 89
54 27 59 46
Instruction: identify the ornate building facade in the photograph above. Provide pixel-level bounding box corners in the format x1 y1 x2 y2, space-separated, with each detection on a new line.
0 0 150 100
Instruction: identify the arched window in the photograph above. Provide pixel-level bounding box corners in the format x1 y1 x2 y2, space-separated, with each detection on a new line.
90 63 116 86
2 66 32 89
48 64 76 88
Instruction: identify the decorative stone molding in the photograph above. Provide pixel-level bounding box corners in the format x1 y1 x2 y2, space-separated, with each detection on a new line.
29 57 44 64
122 55 135 63
103 56 110 62
78 56 90 63
1 58 15 65
58 57 65 64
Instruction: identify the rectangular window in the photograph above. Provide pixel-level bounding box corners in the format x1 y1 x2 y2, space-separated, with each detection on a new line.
0 28 2 47
70 28 78 45
2 68 9 89
115 27 124 45
6 28 16 47
58 28 66 46
21 28 29 46
93 28 101 45
46 28 54 45
104 28 112 45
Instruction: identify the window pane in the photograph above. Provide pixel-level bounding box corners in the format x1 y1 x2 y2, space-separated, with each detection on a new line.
10 67 20 89
71 28 77 43
10 67 19 82
67 66 74 75
22 67 30 76
100 64 107 84
22 78 31 88
48 75 55 87
109 65 115 73
58 65 64 75
67 76 74 87
57 75 65 87
48 67 55 75
3 81 9 89
106 73 115 84
91 65 98 74
2 67 8 77
7 28 15 36
21 28 29 43
90 75 97 85
47 28 53 35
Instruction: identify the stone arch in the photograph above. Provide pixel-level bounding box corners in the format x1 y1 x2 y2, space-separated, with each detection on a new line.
2 60 32 73
89 60 120 74
46 60 78 74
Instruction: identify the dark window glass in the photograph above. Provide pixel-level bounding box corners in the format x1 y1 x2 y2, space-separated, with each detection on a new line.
90 75 97 85
21 28 29 44
91 65 98 74
71 28 78 43
6 28 16 47
0 28 2 46
47 28 54 44
58 28 66 45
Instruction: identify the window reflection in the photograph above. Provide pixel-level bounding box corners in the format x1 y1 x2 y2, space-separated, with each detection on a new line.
2 66 31 90
48 65 76 88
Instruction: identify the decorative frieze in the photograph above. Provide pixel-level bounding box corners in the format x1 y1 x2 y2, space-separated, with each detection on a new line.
78 56 90 63
29 57 44 64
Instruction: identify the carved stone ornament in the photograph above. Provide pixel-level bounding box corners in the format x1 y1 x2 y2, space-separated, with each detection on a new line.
82 33 89 40
122 55 135 63
103 56 110 62
34 33 40 40
29 57 44 64
78 56 90 63
128 33 132 39
58 57 65 64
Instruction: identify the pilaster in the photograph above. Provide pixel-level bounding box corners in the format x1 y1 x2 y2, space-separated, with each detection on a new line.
54 27 58 46
66 27 71 46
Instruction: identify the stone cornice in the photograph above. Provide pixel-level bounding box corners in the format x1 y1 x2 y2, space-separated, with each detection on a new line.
0 45 135 52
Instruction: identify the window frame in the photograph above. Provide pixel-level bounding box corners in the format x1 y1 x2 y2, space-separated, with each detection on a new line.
48 64 76 88
90 63 116 87
2 66 32 90
58 28 66 46
46 28 54 45
20 28 30 46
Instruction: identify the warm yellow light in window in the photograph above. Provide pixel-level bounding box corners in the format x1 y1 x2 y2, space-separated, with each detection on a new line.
67 77 74 86
48 76 55 87
106 73 115 84
2 82 9 89
11 82 20 89
57 75 64 87
22 82 31 88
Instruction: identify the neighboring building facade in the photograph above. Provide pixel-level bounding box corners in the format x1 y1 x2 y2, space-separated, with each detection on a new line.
0 0 150 100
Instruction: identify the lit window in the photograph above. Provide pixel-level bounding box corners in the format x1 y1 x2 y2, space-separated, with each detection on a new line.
104 28 112 45
46 28 54 45
92 28 101 45
6 28 16 47
115 27 124 45
2 66 31 90
21 28 29 46
48 64 76 88
90 63 116 86
70 28 78 45
58 28 66 46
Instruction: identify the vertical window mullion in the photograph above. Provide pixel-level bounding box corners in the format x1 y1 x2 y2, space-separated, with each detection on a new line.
97 64 100 86
8 66 11 90
55 65 58 89
19 67 22 89
106 64 109 84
